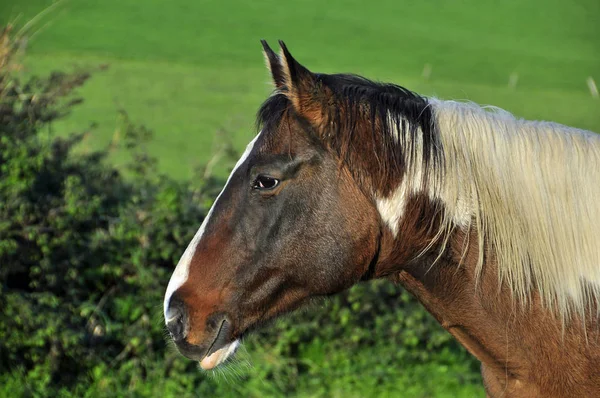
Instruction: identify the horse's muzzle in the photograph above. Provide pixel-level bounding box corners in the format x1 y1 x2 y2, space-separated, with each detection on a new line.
165 298 239 369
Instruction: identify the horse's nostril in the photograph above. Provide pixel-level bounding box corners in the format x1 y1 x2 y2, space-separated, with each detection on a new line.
166 317 186 341
165 296 187 341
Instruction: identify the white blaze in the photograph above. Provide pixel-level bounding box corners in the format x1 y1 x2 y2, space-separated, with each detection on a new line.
163 133 261 323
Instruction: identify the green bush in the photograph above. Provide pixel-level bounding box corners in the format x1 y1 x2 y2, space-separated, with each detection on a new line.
0 27 480 397
0 26 223 395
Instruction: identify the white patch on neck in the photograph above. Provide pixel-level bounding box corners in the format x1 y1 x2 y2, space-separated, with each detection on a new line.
377 102 474 236
163 133 261 323
375 114 430 237
376 184 409 237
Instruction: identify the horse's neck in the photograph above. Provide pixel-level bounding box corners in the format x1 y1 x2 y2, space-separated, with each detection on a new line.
388 229 600 397
394 241 521 369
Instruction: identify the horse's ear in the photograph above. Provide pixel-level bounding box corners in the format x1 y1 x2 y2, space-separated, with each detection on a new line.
261 40 286 89
278 41 314 93
278 41 330 128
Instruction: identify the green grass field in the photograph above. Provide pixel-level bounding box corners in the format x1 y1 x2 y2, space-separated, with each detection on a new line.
2 0 599 179
1 1 598 396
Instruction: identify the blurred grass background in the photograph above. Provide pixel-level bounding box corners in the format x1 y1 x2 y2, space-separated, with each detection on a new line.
1 0 598 179
0 0 598 397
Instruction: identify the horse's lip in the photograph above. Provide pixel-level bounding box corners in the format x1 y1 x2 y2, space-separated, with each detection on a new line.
198 319 242 370
204 319 228 358
199 321 240 370
199 339 240 370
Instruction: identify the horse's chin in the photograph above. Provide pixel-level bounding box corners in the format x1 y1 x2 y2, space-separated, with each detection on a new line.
199 339 240 370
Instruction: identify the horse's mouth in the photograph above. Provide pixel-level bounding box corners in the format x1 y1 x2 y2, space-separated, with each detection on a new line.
199 319 240 370
199 339 240 369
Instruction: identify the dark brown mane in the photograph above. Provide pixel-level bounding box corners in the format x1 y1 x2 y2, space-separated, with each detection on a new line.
256 74 441 194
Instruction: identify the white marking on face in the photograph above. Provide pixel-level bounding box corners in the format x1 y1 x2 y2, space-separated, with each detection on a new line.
163 133 261 323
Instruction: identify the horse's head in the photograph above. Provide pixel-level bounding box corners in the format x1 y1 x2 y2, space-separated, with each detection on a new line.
163 41 435 369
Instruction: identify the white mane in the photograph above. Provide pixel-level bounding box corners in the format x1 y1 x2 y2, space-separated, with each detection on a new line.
428 99 600 319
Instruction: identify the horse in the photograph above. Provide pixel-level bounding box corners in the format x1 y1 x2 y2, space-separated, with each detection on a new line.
163 41 600 397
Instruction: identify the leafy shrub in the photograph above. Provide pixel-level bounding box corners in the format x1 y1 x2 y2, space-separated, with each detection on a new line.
0 26 480 397
0 25 222 395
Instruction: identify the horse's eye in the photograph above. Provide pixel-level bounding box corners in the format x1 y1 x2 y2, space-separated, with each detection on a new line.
252 175 280 190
